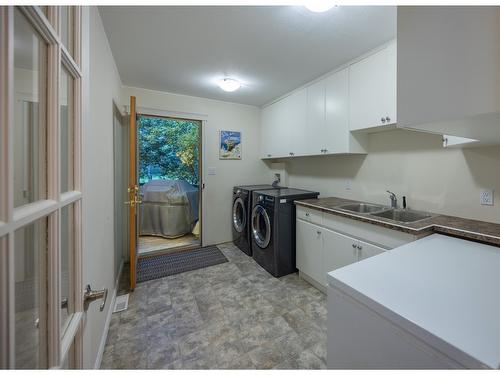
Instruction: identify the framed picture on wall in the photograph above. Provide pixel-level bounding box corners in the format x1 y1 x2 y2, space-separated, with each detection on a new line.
219 130 242 160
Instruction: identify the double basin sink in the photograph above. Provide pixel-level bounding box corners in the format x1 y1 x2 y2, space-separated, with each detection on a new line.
335 203 432 224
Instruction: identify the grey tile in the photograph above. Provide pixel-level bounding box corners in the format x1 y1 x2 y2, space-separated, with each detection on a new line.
310 340 327 364
213 339 254 369
178 329 211 361
147 340 181 369
102 243 327 370
248 342 286 369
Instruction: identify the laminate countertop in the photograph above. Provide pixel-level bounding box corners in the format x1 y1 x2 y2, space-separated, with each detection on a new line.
295 197 500 247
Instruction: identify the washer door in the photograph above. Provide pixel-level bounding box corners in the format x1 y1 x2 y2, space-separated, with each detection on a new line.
251 205 271 249
232 197 246 233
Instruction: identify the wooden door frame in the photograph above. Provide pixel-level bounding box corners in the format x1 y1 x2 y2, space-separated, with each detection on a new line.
128 96 137 290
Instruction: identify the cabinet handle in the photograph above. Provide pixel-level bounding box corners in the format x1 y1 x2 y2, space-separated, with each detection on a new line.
357 245 362 250
289 152 294 156
267 154 272 157
385 116 391 123
305 213 309 217
352 243 357 248
324 149 328 153
381 117 386 123
317 230 321 235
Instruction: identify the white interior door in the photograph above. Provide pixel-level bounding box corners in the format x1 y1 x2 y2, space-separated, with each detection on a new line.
0 6 95 369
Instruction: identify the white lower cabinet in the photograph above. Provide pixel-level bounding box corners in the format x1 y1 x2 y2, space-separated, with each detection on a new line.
296 206 417 290
297 219 388 288
322 229 359 285
356 238 386 261
296 220 323 283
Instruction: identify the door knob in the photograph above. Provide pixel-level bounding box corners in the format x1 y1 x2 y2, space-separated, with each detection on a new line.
381 117 386 123
385 116 391 123
83 284 108 312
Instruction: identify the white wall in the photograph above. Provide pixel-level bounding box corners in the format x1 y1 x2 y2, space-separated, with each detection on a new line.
121 86 268 246
279 129 500 224
81 7 123 369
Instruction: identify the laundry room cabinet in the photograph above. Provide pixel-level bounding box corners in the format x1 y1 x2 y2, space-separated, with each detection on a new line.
261 88 307 158
260 40 398 160
349 41 397 131
296 205 416 291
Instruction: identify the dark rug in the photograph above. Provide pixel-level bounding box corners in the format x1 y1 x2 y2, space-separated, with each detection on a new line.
137 245 228 283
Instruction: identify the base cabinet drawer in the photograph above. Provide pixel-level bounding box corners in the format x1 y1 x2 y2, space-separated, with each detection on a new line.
296 206 322 225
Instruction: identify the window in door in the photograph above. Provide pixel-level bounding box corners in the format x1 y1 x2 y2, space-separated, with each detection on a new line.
0 6 83 369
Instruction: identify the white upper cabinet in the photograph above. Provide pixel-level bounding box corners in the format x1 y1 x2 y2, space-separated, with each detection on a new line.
261 88 307 158
284 88 308 157
349 41 397 131
260 40 399 159
261 102 280 158
324 68 351 154
305 68 365 155
306 80 325 154
397 7 500 144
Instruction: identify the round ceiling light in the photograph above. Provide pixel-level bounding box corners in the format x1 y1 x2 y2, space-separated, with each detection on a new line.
217 78 241 92
304 1 336 13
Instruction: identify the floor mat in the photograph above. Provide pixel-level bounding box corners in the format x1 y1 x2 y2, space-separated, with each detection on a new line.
137 246 228 283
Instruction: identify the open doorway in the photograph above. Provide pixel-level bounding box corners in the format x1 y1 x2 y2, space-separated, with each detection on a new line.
136 114 202 256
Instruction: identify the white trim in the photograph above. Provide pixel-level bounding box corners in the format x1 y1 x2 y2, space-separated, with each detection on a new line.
126 105 208 121
93 260 123 369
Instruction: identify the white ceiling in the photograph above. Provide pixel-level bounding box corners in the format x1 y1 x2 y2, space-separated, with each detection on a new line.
99 6 396 107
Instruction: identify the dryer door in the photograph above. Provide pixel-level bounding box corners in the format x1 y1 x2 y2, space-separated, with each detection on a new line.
251 205 271 249
232 197 246 233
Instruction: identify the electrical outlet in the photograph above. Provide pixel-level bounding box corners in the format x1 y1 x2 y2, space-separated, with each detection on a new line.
345 179 352 191
480 189 494 206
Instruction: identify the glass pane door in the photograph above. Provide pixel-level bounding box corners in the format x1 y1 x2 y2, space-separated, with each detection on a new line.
0 6 83 369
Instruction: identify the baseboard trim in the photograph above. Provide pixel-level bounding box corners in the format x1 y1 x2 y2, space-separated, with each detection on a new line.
299 270 326 294
93 260 124 369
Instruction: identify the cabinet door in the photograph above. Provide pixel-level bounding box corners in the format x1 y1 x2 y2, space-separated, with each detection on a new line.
357 239 386 261
384 42 397 125
296 220 323 284
306 80 325 155
324 67 349 153
265 98 291 158
349 43 396 131
283 88 308 156
322 229 359 285
261 104 276 158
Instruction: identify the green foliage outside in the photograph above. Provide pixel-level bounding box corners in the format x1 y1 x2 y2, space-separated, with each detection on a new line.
138 116 200 186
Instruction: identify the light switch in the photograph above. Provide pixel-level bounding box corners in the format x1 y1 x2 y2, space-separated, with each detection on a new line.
208 167 216 176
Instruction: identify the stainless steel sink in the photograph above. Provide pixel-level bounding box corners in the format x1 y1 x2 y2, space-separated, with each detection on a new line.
370 209 432 223
336 203 389 214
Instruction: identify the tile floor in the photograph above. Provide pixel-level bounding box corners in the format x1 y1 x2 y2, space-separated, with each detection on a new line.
101 242 327 369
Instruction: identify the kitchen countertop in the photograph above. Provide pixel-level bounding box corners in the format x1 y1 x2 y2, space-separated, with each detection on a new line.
295 196 500 247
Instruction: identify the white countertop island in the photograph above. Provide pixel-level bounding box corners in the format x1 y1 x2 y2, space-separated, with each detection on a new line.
327 234 500 369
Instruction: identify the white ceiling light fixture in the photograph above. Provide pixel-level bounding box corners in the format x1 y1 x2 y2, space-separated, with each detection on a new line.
304 1 337 13
217 78 241 92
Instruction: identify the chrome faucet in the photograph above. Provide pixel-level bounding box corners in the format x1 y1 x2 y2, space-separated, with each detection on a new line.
386 190 398 208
